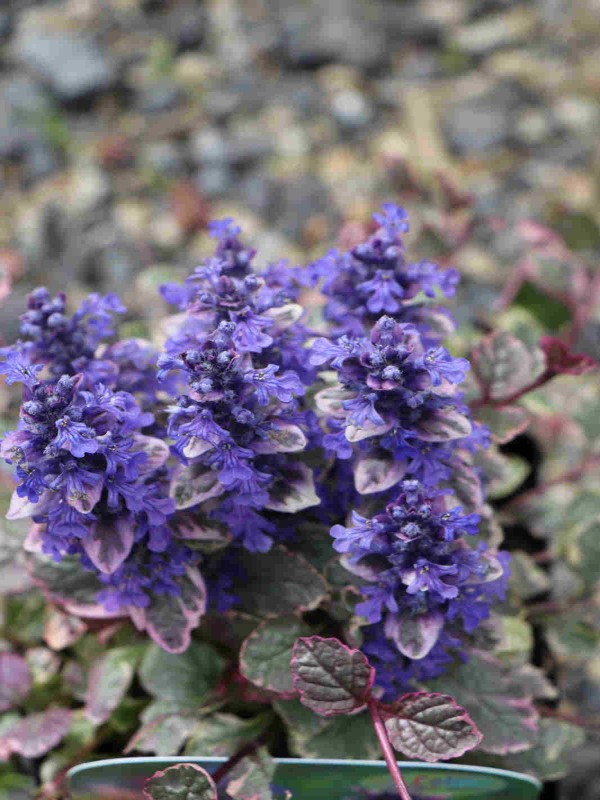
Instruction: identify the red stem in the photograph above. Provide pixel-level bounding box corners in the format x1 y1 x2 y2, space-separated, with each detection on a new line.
471 373 550 410
368 701 412 800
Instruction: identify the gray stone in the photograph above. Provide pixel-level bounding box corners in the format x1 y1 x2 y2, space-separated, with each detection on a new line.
0 76 52 159
280 0 387 70
137 82 185 114
444 87 522 155
12 24 115 103
196 165 233 196
23 141 60 185
144 141 185 177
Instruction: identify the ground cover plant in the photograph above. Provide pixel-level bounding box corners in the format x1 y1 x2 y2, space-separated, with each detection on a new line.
0 198 598 799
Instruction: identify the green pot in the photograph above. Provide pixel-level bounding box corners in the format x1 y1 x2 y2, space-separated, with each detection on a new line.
67 757 541 799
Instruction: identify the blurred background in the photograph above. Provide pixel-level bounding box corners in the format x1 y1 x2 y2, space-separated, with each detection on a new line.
0 0 599 342
1 1 600 799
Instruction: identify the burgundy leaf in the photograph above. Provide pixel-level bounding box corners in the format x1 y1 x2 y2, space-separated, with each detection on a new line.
0 653 32 711
539 336 597 377
291 636 374 716
381 692 482 761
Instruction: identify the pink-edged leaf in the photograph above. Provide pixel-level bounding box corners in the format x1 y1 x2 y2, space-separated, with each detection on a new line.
130 566 206 653
416 407 472 442
263 302 304 330
429 653 539 754
143 763 217 800
0 654 32 711
345 419 393 443
225 748 276 800
472 331 546 401
447 453 484 510
539 336 597 376
182 436 214 459
264 462 319 513
81 517 135 575
170 513 230 549
6 489 53 520
44 607 87 650
0 708 72 758
381 692 482 762
236 547 327 617
291 636 374 716
384 610 444 660
253 421 307 454
475 405 530 445
170 464 225 510
67 479 103 514
314 387 354 418
240 616 311 697
30 555 123 619
84 645 141 724
132 434 171 474
354 455 406 495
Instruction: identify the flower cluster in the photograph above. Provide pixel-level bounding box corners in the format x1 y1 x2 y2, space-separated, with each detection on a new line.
0 292 193 614
304 202 458 337
158 219 318 553
332 481 507 696
307 204 507 693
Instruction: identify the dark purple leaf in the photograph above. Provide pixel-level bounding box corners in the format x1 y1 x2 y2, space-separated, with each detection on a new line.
291 636 374 716
240 616 310 696
0 654 32 711
143 764 217 800
236 547 327 617
381 692 482 761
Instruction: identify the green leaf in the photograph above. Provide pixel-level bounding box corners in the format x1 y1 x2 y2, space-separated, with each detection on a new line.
509 552 551 600
291 637 374 716
275 700 378 759
225 748 275 800
429 654 539 754
477 719 585 782
84 645 144 725
546 613 600 663
495 616 534 662
143 764 217 800
381 692 482 761
128 712 204 756
236 547 327 617
475 405 530 445
473 331 546 402
513 282 571 330
240 616 310 695
476 449 530 499
184 713 272 757
30 556 108 614
139 641 225 707
577 520 600 589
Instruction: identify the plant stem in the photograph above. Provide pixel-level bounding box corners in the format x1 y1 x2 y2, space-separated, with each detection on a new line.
368 701 412 800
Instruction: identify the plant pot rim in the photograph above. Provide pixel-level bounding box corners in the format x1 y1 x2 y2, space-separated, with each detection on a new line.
67 755 542 791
